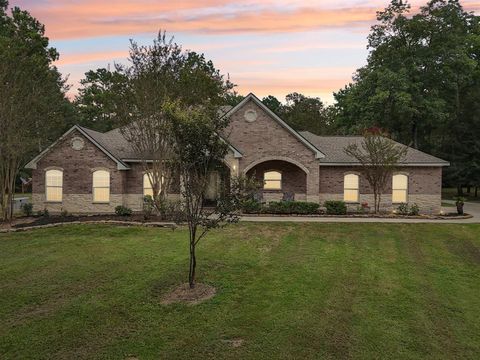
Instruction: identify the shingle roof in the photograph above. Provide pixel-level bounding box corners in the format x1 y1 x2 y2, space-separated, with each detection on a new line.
299 131 449 166
80 126 138 159
76 126 448 166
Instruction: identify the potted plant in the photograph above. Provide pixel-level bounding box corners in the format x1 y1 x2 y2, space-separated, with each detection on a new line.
454 196 466 215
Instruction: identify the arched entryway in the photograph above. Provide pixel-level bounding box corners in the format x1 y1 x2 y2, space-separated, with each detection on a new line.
245 160 308 202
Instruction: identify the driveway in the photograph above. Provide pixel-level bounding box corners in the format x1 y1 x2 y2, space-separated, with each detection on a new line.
241 201 480 224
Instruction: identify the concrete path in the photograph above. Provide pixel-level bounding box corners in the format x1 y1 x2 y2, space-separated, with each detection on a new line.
240 201 480 224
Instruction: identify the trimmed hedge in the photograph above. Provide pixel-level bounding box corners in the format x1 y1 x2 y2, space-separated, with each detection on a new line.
324 200 347 215
242 200 320 215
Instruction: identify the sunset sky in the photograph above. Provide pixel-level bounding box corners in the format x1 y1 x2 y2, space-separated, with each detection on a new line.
11 0 480 103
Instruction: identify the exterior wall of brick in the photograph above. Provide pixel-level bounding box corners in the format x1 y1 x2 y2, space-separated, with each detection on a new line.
225 99 320 202
32 193 124 214
32 130 127 213
319 166 442 195
125 163 180 194
31 130 182 214
33 130 125 196
319 166 442 213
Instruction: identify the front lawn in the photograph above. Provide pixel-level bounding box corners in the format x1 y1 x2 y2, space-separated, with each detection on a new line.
1 223 479 359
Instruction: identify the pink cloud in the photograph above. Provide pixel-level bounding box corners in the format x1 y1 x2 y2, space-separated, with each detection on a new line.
13 1 378 39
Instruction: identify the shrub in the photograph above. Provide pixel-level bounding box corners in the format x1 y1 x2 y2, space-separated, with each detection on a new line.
242 199 262 214
21 202 33 216
60 209 69 217
397 203 409 215
409 203 420 216
324 200 347 215
115 205 133 216
143 195 155 219
266 201 319 215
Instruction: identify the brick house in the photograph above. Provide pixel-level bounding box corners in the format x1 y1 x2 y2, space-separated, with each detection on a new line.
26 93 449 214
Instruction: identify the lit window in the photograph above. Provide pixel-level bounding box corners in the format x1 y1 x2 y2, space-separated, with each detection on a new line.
45 169 63 202
392 174 408 203
143 173 164 197
143 173 153 197
344 174 359 202
264 171 282 190
92 170 110 202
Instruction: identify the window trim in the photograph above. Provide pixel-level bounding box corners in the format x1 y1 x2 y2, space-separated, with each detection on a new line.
92 169 111 204
392 173 409 204
45 169 63 203
343 173 360 203
263 170 282 191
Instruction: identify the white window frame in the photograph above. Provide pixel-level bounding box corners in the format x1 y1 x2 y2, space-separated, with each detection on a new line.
344 173 359 203
392 174 409 204
45 169 63 202
92 170 110 203
263 170 282 190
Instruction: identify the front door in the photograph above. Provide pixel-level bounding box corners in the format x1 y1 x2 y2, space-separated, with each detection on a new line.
205 171 219 202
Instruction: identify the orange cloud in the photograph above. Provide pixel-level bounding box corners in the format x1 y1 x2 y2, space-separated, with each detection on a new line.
56 50 128 66
12 0 480 40
21 2 378 40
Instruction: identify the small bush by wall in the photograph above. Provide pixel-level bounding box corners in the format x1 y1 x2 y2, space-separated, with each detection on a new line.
324 200 347 215
266 201 320 215
115 205 133 216
242 199 263 214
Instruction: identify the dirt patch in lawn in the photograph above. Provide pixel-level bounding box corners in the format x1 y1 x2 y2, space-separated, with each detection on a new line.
222 338 244 348
161 283 216 305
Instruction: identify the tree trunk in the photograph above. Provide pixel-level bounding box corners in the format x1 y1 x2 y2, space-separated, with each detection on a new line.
412 121 418 149
475 187 478 198
188 228 196 289
457 185 463 196
373 191 379 214
467 186 471 194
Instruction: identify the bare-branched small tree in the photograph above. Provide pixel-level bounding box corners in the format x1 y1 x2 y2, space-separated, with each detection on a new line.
344 128 408 213
167 103 258 288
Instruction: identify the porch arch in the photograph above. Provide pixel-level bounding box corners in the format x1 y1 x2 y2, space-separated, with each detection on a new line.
243 156 310 175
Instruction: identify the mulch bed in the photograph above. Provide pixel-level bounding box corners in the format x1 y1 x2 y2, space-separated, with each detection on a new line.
242 212 472 220
160 283 216 305
0 214 177 233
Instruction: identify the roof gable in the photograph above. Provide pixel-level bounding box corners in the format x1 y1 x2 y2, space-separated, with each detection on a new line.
223 93 325 159
25 125 130 170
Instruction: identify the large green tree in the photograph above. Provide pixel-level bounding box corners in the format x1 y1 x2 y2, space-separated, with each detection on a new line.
74 67 128 132
334 0 480 189
0 0 71 220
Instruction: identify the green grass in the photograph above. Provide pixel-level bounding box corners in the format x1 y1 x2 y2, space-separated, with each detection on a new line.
1 223 479 359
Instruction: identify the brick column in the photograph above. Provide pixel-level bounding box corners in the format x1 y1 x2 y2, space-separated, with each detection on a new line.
306 165 320 203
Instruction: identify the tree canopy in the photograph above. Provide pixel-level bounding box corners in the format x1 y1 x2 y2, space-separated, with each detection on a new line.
0 0 71 220
334 0 480 188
